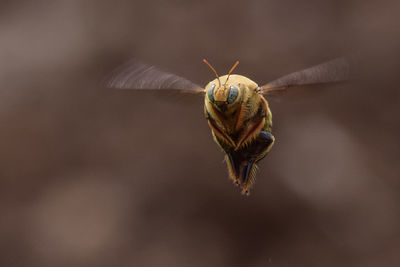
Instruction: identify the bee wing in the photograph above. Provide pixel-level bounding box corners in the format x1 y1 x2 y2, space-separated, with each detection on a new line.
106 59 204 94
260 57 349 95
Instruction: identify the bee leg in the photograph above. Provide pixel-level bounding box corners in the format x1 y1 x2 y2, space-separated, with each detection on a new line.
225 153 241 186
252 131 275 162
211 131 242 186
240 159 255 195
243 160 255 184
240 131 275 195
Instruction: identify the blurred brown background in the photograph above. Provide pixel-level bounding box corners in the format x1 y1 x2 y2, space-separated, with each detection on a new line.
1 0 400 266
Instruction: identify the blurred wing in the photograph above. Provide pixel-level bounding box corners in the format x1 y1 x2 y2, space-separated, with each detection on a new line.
107 59 204 94
260 57 349 95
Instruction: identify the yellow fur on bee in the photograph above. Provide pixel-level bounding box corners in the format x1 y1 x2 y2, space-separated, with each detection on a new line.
204 74 272 150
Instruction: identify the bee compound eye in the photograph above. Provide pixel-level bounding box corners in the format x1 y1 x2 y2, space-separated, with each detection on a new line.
227 85 239 104
207 84 216 102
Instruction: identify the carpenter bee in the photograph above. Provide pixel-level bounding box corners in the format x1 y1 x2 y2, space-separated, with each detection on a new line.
107 57 349 195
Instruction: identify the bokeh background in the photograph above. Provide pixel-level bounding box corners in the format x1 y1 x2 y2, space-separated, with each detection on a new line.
1 0 400 266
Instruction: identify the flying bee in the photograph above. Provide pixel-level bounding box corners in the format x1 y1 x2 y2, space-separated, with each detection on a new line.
107 57 349 195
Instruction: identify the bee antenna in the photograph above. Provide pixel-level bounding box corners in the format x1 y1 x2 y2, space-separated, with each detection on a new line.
203 59 221 87
225 60 239 84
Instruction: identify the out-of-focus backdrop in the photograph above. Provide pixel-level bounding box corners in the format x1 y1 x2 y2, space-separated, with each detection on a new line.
1 0 399 266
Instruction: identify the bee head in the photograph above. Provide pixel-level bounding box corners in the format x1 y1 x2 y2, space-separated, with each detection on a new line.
206 83 239 107
203 59 240 110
